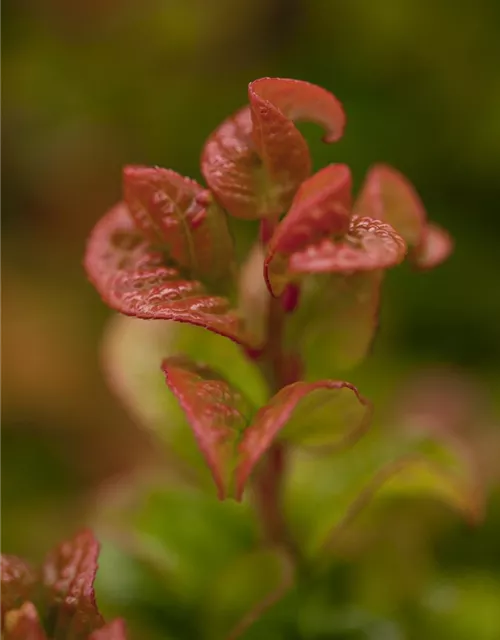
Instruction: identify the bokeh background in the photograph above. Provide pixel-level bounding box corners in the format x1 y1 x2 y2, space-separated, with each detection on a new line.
2 1 500 638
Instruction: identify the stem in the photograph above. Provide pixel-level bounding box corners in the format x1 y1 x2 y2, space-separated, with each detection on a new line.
252 237 301 554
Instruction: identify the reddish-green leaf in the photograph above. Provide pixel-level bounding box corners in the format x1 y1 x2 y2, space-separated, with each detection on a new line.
3 602 47 640
42 529 104 639
353 164 426 246
236 380 371 499
265 165 352 296
201 78 345 219
123 166 234 282
289 216 406 276
286 271 383 374
1 555 37 617
161 356 254 499
411 222 453 269
88 619 127 640
84 203 256 347
249 77 346 144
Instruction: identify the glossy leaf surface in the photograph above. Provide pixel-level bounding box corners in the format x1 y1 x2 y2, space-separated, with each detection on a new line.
123 166 234 282
201 78 345 219
353 164 426 246
286 271 384 375
265 165 352 296
236 380 370 499
162 356 254 499
289 216 406 275
84 203 255 346
42 529 104 638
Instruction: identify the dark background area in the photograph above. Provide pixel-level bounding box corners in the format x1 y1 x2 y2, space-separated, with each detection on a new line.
2 1 500 638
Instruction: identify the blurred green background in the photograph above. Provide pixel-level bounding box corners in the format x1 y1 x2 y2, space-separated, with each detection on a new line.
2 0 500 638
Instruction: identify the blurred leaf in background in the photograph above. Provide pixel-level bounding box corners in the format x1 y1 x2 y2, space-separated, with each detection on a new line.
2 0 500 638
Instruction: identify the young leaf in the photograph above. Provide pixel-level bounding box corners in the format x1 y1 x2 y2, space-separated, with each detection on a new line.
201 78 345 219
123 166 234 282
206 548 294 640
353 164 426 246
285 271 384 375
411 222 453 270
265 165 352 296
42 529 104 639
289 216 406 275
161 356 254 499
3 602 47 640
235 380 371 499
84 203 256 347
88 619 127 640
1 555 37 617
238 242 270 346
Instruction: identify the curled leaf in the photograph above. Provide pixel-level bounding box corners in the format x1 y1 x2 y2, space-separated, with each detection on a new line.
88 619 127 640
123 166 234 282
249 77 346 144
1 555 37 617
354 164 452 268
161 356 254 499
411 222 453 270
201 78 345 219
289 216 406 275
353 164 426 246
265 165 352 296
3 602 47 640
236 380 371 499
84 203 255 346
42 528 104 637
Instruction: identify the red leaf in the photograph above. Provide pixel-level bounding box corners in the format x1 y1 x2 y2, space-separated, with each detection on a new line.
3 602 48 640
1 555 37 618
89 619 127 640
265 164 352 295
84 203 255 347
161 356 254 499
42 529 104 638
201 78 345 219
236 380 371 499
289 216 406 275
353 164 426 247
123 166 234 281
411 223 453 269
249 77 346 144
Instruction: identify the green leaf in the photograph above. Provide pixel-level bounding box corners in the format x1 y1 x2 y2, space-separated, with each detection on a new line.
162 356 254 499
236 380 371 499
284 423 483 559
286 270 384 375
204 548 294 640
102 315 267 486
